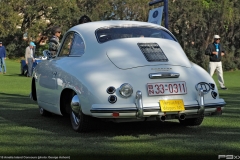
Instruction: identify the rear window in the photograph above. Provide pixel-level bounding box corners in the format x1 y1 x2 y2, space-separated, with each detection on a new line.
95 25 176 43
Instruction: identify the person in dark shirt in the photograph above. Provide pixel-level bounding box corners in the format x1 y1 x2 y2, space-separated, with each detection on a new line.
205 35 227 90
0 41 7 74
49 26 61 57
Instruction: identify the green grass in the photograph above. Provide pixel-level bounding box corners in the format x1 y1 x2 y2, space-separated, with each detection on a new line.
0 59 240 160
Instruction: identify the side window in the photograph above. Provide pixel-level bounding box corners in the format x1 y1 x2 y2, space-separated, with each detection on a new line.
58 33 74 57
70 33 85 56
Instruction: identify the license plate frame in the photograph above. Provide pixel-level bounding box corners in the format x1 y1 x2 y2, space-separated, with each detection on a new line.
147 81 187 96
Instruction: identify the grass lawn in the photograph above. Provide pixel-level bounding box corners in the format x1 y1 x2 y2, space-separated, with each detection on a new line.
0 59 239 160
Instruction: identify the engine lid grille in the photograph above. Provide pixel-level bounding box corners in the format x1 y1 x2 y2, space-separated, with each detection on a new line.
138 43 168 62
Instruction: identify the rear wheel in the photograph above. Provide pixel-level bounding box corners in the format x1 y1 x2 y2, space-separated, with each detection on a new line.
179 114 204 126
69 93 94 132
39 106 52 117
70 109 93 132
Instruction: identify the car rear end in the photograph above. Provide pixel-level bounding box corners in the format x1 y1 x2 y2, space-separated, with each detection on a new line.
78 22 226 125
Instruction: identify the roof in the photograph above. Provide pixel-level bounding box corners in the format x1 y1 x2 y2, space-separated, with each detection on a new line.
70 20 166 34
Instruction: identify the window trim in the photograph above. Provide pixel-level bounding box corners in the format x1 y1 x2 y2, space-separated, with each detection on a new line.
95 24 177 44
57 31 86 57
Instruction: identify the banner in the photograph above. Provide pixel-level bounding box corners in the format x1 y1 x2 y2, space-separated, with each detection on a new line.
148 6 164 25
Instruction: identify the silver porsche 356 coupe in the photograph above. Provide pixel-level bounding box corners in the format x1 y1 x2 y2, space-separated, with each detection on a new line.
30 20 226 132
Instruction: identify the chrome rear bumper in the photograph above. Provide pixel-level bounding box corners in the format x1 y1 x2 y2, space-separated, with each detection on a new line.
90 90 226 119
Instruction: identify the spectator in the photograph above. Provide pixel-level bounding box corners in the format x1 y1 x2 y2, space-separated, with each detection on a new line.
25 42 36 77
49 26 61 57
78 15 91 24
0 41 7 74
205 35 227 90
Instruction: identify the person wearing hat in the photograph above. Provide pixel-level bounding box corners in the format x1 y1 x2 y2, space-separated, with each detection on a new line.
49 26 61 57
205 35 227 90
25 41 36 77
0 41 7 74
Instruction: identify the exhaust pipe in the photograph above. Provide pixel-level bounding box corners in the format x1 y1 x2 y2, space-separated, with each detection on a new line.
157 115 166 122
160 115 166 121
179 114 186 120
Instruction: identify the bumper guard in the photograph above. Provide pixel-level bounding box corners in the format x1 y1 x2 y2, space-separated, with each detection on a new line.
135 91 143 118
198 88 205 114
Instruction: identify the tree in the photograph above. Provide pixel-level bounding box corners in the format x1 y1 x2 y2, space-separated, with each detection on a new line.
0 0 240 70
0 0 81 57
0 0 21 38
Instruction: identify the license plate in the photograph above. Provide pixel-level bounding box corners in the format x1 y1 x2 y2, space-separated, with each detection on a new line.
147 81 187 96
159 99 185 112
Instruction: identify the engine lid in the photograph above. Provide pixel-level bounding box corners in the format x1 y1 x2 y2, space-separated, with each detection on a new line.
106 39 191 69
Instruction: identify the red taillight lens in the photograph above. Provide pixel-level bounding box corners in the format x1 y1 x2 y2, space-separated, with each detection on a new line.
112 112 119 117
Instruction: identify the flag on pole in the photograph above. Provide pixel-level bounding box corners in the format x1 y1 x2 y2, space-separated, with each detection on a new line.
148 6 164 25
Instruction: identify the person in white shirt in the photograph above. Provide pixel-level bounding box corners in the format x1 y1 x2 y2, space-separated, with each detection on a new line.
25 42 36 77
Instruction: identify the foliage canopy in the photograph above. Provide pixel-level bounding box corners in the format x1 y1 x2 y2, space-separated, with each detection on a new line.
0 0 239 71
